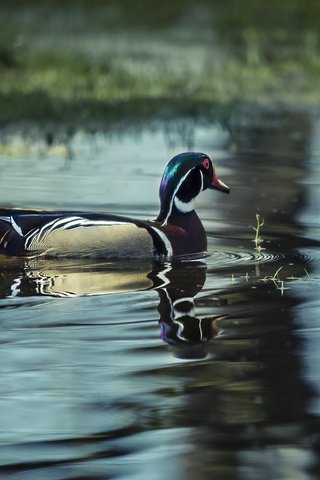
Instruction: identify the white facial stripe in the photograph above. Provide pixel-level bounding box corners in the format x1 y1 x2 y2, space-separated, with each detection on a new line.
199 170 204 191
162 168 195 226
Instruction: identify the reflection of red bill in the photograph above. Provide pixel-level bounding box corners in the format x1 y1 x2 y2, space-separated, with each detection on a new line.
210 175 230 194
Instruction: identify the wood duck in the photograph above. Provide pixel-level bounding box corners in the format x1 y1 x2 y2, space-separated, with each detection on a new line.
0 152 229 258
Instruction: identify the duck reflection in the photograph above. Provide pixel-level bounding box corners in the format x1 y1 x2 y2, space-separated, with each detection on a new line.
0 256 224 358
154 263 222 359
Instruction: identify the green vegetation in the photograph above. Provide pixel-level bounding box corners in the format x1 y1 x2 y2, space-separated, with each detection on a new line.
1 0 320 129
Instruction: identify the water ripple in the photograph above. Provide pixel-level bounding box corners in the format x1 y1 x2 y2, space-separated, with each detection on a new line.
207 247 284 269
293 248 320 266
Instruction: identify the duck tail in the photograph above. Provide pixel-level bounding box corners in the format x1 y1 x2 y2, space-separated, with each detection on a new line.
0 221 24 256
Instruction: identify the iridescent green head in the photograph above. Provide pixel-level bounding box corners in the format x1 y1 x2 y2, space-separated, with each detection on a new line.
156 152 229 224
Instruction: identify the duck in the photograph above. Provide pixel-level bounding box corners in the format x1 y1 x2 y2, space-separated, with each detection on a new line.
0 151 229 258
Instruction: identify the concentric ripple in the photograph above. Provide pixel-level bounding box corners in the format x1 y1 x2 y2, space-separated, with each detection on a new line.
207 247 284 269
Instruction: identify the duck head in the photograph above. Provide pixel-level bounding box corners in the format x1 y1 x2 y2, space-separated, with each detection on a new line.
156 152 230 225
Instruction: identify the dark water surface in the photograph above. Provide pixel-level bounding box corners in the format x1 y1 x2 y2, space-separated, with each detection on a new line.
1 112 320 479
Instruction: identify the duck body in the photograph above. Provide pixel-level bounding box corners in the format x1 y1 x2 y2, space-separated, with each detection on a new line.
0 208 206 258
0 152 229 259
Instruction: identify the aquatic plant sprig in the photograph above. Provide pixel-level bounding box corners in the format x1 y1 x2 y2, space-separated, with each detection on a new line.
252 213 265 253
229 214 313 294
270 267 289 295
271 266 283 284
230 266 290 295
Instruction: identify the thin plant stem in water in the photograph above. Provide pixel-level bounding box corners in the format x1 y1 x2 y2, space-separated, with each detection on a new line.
271 266 284 283
252 213 265 253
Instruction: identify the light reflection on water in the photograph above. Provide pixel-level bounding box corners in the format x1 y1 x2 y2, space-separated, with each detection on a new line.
1 114 320 479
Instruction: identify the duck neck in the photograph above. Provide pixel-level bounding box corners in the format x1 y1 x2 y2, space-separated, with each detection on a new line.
168 207 203 230
167 209 207 254
156 195 195 225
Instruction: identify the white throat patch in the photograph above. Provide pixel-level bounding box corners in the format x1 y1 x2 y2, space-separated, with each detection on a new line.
174 196 195 213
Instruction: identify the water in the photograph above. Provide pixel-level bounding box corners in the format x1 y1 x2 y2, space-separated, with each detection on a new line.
1 111 320 479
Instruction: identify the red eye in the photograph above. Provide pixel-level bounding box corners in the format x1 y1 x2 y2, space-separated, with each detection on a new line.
203 158 210 169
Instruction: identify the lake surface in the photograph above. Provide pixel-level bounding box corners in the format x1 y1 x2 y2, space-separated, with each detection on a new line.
1 111 320 479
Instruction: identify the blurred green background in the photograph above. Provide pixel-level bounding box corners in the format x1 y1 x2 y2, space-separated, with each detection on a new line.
1 0 320 129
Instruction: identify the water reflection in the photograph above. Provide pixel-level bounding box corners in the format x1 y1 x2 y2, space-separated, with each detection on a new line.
155 263 223 359
0 257 224 359
2 110 320 479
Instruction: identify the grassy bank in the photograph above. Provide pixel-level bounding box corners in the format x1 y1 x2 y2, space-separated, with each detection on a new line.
1 0 320 130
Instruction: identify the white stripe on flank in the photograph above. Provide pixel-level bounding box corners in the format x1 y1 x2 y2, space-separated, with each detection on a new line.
25 216 130 248
37 216 83 242
43 218 128 238
25 217 80 247
150 226 173 257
